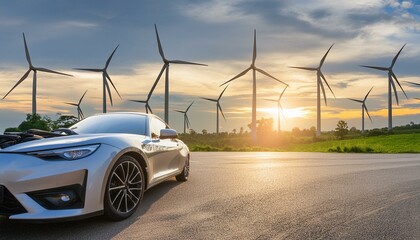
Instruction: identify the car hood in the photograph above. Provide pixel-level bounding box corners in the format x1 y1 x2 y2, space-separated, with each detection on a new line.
0 133 148 153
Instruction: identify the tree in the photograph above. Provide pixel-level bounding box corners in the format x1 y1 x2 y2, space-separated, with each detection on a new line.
18 114 51 131
335 120 349 140
249 118 274 137
202 129 208 135
49 115 79 130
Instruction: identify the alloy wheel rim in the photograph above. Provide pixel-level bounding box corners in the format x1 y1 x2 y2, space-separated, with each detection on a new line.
108 160 142 213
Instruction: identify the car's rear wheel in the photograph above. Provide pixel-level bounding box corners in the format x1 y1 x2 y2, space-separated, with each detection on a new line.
104 155 145 221
176 156 189 182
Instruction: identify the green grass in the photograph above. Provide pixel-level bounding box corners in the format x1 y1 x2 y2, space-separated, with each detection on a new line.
286 133 420 153
187 133 420 153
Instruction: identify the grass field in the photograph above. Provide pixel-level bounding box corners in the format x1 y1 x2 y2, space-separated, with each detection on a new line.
286 133 420 153
188 133 420 153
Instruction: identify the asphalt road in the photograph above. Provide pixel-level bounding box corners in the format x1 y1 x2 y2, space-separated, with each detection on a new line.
1 152 420 239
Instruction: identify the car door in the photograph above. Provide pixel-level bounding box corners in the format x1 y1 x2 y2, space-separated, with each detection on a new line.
148 117 182 181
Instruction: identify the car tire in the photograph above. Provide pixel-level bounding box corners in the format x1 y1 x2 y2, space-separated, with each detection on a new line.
104 155 145 221
175 156 189 182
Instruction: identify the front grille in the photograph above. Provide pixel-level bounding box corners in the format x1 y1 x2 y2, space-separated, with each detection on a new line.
0 185 27 216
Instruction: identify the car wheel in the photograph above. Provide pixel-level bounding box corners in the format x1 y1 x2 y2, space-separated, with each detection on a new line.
176 156 189 182
104 155 145 221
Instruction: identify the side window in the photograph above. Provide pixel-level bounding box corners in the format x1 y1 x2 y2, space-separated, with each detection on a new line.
150 117 167 139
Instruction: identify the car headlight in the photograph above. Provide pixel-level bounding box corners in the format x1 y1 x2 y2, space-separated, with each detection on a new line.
28 144 100 160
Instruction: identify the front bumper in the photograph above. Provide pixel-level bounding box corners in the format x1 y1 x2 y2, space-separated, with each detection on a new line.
0 144 120 220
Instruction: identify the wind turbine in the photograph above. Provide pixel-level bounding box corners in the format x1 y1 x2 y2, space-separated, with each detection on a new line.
74 45 121 113
361 44 407 131
154 24 207 124
290 44 335 137
3 33 72 115
348 87 373 133
220 30 287 142
201 85 228 135
264 86 288 133
129 73 162 114
174 101 194 134
65 90 88 121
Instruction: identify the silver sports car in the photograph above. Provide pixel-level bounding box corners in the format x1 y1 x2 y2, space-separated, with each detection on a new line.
0 112 190 221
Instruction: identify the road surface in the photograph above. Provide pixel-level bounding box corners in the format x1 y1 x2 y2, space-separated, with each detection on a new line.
1 152 420 239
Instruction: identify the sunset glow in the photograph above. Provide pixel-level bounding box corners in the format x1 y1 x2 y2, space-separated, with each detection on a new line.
0 1 419 133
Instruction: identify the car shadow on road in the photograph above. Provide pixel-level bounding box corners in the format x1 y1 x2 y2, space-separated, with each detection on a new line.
0 179 182 240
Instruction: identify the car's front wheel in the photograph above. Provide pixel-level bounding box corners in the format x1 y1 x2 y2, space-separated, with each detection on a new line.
104 155 145 221
176 156 189 182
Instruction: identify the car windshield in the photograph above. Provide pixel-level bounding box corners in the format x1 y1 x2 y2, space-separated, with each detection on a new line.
69 113 147 135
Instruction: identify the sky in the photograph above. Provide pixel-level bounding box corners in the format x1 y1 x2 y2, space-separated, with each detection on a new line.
1 0 420 134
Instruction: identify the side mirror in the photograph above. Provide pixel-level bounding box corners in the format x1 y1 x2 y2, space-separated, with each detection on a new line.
160 129 178 139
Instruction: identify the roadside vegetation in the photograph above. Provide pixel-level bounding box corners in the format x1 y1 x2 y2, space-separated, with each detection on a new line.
3 114 420 153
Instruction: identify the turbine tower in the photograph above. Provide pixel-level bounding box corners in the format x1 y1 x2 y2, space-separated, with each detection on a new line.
65 90 88 121
290 44 335 137
264 86 288 133
201 85 228 135
361 45 407 131
74 45 121 113
348 87 373 133
220 30 287 142
129 73 162 114
174 101 194 134
3 33 73 115
154 24 207 124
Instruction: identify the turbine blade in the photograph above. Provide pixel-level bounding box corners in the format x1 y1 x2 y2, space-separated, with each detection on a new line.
415 98 420 101
174 110 184 113
105 45 119 69
186 115 191 128
218 85 229 100
363 87 374 102
390 77 399 105
200 97 217 102
78 89 88 105
348 98 363 103
22 33 32 67
279 85 288 101
129 100 147 103
65 102 78 107
104 80 113 106
73 68 103 72
79 108 85 119
186 101 194 112
252 29 257 65
319 44 334 67
319 77 327 106
220 67 251 87
154 24 165 60
37 67 73 77
289 66 317 71
264 99 278 102
168 60 207 66
147 104 153 114
391 44 406 68
391 71 408 99
256 67 288 85
405 81 420 87
218 103 226 121
360 65 388 71
364 104 372 122
3 69 31 99
105 72 122 99
148 65 166 100
319 71 335 98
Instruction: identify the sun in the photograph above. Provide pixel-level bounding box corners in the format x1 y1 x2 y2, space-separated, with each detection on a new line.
260 107 310 119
